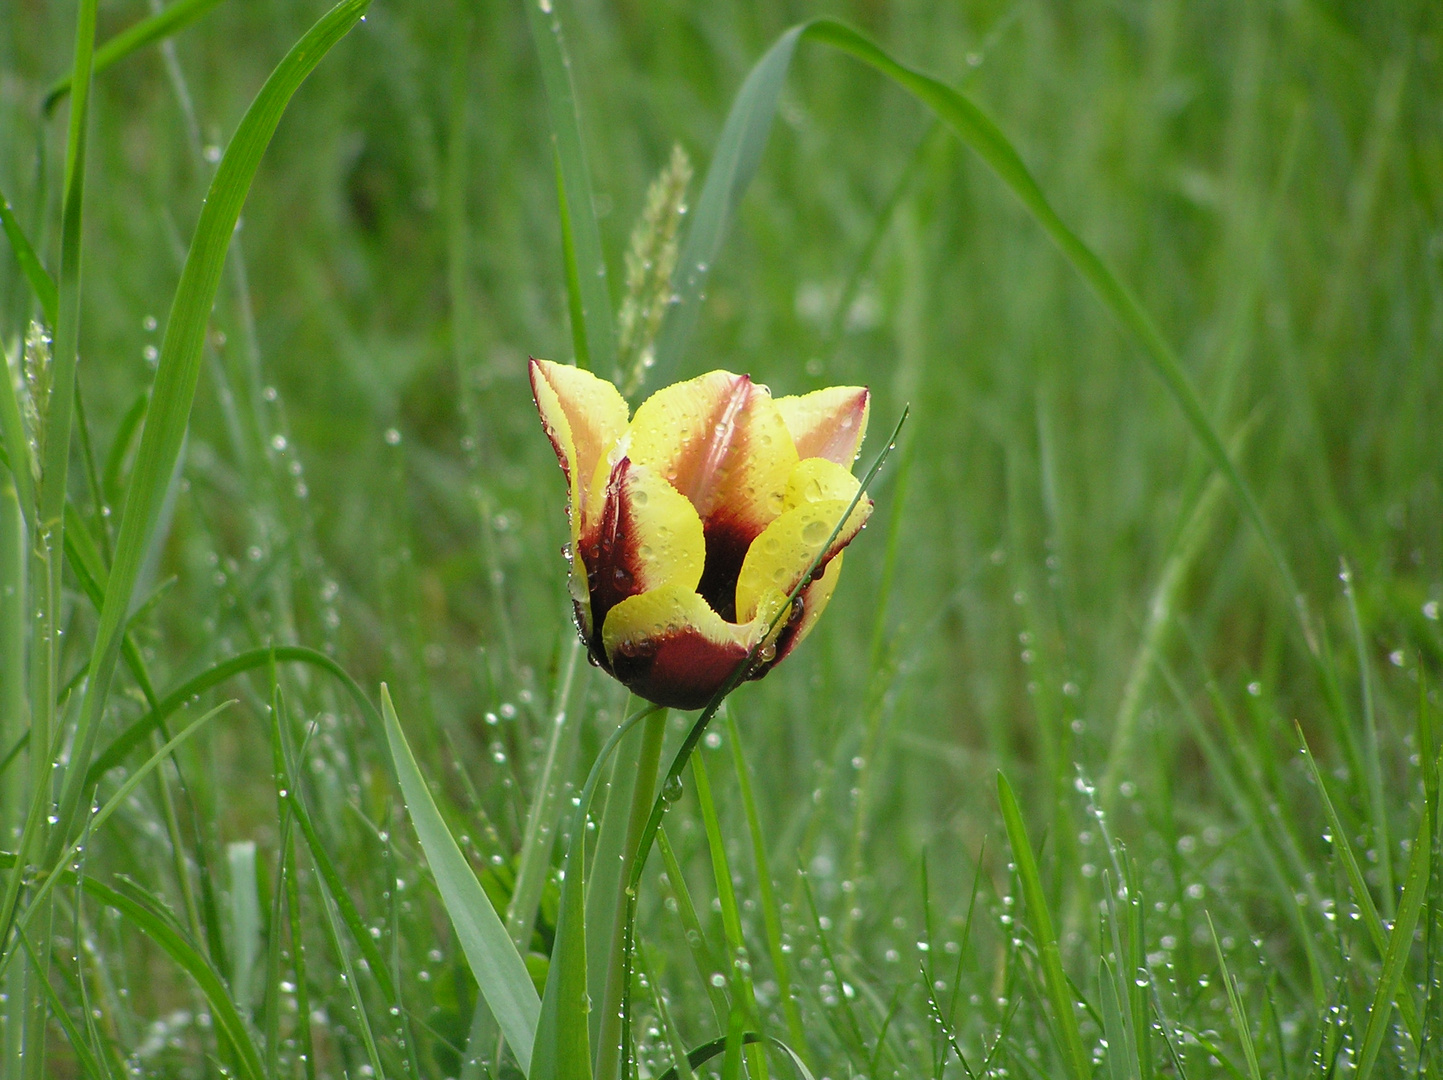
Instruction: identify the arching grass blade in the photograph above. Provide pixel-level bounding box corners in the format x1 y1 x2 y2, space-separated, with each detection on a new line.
382 684 541 1075
44 0 230 112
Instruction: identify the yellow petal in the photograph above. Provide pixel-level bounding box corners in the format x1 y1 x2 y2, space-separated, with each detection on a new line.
529 358 630 533
774 386 870 466
601 583 754 710
625 370 798 531
733 458 871 625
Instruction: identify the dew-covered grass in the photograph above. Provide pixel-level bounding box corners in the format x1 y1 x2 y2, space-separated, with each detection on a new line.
1 1 1441 1078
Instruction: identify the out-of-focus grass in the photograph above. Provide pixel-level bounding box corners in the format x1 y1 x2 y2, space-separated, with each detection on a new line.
2 0 1441 1077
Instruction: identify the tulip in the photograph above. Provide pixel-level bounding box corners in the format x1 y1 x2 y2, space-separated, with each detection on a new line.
530 359 873 709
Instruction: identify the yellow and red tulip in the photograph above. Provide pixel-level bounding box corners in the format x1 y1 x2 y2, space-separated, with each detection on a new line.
530 359 872 709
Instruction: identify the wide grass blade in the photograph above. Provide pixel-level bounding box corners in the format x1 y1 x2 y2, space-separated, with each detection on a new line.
381 684 541 1075
48 0 371 866
523 0 616 373
44 0 230 111
1355 801 1432 1080
996 771 1088 1080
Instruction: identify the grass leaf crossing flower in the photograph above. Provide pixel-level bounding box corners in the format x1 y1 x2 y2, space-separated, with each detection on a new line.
530 359 873 709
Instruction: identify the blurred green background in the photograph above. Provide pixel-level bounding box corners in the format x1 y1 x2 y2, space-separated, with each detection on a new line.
3 0 1442 1075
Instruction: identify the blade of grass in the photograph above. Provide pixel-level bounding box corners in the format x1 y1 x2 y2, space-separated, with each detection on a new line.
45 0 371 870
523 0 616 373
225 840 260 1015
382 683 541 1074
692 751 769 1080
1099 957 1138 1080
311 841 387 1080
1355 800 1432 1080
0 190 57 324
15 927 107 1080
657 826 729 1026
1207 915 1262 1080
997 771 1088 1080
531 703 661 1080
595 708 668 1080
586 704 647 1052
507 636 584 952
0 339 36 518
16 0 98 994
724 707 806 1058
0 475 23 837
638 942 696 1080
44 0 229 111
1342 560 1395 917
1296 723 1420 1041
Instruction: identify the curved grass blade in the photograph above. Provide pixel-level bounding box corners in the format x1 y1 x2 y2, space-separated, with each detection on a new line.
811 17 1305 631
47 0 370 869
87 644 381 786
653 1033 815 1080
997 771 1088 1080
594 708 668 1080
691 752 768 1080
382 684 541 1075
523 0 616 373
0 189 57 324
653 17 1307 660
44 0 229 112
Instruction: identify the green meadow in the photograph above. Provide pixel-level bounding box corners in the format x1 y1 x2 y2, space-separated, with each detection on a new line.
2 0 1441 1077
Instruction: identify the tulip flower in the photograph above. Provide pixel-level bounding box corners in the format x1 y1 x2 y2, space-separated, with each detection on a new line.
530 359 872 709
